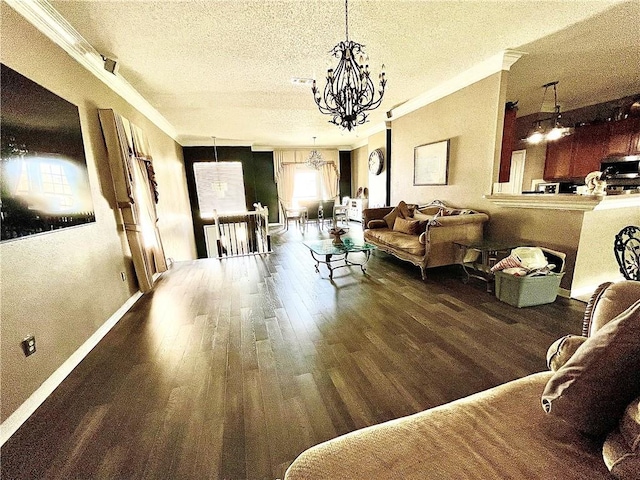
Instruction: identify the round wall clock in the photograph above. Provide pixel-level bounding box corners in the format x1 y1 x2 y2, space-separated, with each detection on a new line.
368 148 384 175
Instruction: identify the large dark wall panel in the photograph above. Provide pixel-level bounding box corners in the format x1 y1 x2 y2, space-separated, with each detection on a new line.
183 146 277 258
386 127 392 206
339 150 351 198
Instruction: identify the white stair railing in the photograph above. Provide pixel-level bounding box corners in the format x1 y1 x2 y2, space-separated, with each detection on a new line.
210 204 271 258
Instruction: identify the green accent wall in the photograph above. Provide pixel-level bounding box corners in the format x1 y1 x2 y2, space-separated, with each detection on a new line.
183 146 278 258
339 150 351 198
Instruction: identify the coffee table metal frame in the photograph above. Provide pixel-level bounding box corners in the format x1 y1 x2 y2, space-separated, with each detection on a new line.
303 239 376 279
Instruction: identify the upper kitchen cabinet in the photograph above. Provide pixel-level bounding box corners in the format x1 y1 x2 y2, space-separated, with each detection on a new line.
570 122 610 178
607 116 640 155
544 134 573 180
545 116 640 181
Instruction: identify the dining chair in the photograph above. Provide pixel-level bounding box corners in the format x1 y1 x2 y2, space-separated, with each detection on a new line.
279 200 305 231
321 199 336 230
614 225 640 280
333 197 349 227
299 200 322 231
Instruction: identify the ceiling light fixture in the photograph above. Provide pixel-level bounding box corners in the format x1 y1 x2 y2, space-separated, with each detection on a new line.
312 0 386 131
306 137 326 170
526 81 573 144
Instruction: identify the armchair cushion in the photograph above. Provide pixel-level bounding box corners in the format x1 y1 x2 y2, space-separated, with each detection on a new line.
584 281 640 337
541 300 640 436
546 335 589 371
603 395 640 479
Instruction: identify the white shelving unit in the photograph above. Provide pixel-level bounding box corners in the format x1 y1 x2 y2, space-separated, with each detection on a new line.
348 198 368 222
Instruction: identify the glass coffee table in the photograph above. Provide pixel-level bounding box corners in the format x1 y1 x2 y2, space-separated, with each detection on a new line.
303 238 376 279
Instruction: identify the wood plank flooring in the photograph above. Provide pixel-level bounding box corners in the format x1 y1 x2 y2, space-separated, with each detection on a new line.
1 224 587 479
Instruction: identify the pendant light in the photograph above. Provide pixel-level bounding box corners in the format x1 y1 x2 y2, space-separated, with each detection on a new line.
306 137 326 169
526 81 573 144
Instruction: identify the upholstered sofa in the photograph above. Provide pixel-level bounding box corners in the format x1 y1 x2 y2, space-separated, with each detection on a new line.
362 200 489 279
285 280 640 479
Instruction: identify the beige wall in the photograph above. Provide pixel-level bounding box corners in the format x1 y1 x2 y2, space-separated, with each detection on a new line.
573 206 640 298
391 73 506 212
351 144 369 196
1 7 196 422
385 71 602 292
367 130 387 207
521 142 546 192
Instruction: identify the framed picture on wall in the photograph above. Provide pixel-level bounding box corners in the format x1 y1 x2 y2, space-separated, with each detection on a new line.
1 64 95 241
414 139 450 185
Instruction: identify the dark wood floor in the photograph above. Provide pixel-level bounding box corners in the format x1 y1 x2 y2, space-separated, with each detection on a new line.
1 223 587 480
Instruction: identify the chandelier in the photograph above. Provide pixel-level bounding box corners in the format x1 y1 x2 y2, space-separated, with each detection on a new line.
526 81 573 144
306 137 326 169
311 0 387 131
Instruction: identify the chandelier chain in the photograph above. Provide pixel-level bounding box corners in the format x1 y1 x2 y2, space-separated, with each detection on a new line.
345 0 349 42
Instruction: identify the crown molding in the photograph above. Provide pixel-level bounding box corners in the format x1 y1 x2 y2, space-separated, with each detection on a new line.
5 0 177 142
388 49 526 121
7 0 527 150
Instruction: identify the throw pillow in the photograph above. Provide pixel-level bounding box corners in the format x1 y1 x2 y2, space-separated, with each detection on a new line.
418 206 443 216
383 207 399 229
367 219 387 229
393 217 420 235
412 212 433 231
603 395 640 479
412 212 433 221
397 200 412 218
383 200 411 229
541 299 640 437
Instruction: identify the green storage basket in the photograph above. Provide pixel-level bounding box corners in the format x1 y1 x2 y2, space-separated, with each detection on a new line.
494 247 565 308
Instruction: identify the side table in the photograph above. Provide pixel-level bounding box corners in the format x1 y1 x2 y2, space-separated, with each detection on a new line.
454 240 518 292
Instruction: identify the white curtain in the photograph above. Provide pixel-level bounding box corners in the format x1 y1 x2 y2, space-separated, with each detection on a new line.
276 163 297 207
273 150 285 183
320 162 339 200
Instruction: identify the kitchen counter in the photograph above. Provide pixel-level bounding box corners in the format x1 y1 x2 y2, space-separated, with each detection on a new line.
485 193 640 211
485 192 639 300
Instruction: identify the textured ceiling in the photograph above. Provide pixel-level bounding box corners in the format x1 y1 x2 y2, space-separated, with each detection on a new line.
47 0 639 149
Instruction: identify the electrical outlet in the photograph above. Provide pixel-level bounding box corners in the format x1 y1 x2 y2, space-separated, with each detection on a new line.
120 271 126 281
22 335 36 357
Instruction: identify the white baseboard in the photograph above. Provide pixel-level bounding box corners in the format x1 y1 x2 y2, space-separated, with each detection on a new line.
557 287 571 299
0 291 143 446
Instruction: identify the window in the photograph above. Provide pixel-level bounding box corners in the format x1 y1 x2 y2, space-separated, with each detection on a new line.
40 163 73 208
292 167 320 204
194 162 246 218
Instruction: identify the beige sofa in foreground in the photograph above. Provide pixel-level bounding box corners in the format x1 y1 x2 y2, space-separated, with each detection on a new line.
285 281 640 479
362 200 489 279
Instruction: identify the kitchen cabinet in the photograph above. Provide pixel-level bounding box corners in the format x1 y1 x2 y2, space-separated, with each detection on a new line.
607 117 640 155
544 117 640 181
571 122 610 179
544 135 573 180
